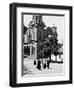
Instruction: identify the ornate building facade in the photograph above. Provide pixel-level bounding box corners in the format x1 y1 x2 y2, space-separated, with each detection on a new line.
23 15 61 60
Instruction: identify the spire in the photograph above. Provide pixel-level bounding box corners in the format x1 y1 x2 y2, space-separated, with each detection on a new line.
32 15 42 24
28 15 46 28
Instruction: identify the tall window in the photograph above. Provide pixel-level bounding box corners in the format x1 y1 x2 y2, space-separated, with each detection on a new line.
28 30 32 43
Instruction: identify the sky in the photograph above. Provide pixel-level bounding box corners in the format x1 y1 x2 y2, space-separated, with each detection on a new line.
23 15 64 44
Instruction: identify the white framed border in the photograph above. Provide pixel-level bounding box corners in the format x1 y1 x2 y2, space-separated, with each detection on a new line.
16 7 70 84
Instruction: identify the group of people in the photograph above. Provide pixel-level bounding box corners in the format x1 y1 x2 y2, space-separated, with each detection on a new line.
33 59 51 70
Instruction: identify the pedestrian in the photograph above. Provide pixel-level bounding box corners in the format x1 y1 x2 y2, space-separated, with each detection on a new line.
34 60 36 65
37 60 41 70
43 63 46 69
47 60 50 69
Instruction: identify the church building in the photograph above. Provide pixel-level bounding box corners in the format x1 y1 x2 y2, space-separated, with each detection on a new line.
23 15 58 59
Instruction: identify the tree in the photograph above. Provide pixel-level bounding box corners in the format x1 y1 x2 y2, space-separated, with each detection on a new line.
43 31 63 62
37 26 63 67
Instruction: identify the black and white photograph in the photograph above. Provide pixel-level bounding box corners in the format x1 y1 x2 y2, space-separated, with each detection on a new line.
10 3 72 87
22 14 64 76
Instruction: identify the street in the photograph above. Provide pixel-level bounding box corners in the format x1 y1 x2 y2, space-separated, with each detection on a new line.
23 58 64 76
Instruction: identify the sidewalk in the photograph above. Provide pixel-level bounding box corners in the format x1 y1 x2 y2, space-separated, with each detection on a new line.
23 58 64 76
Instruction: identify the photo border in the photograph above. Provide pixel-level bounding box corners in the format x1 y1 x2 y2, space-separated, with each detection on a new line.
21 12 65 76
